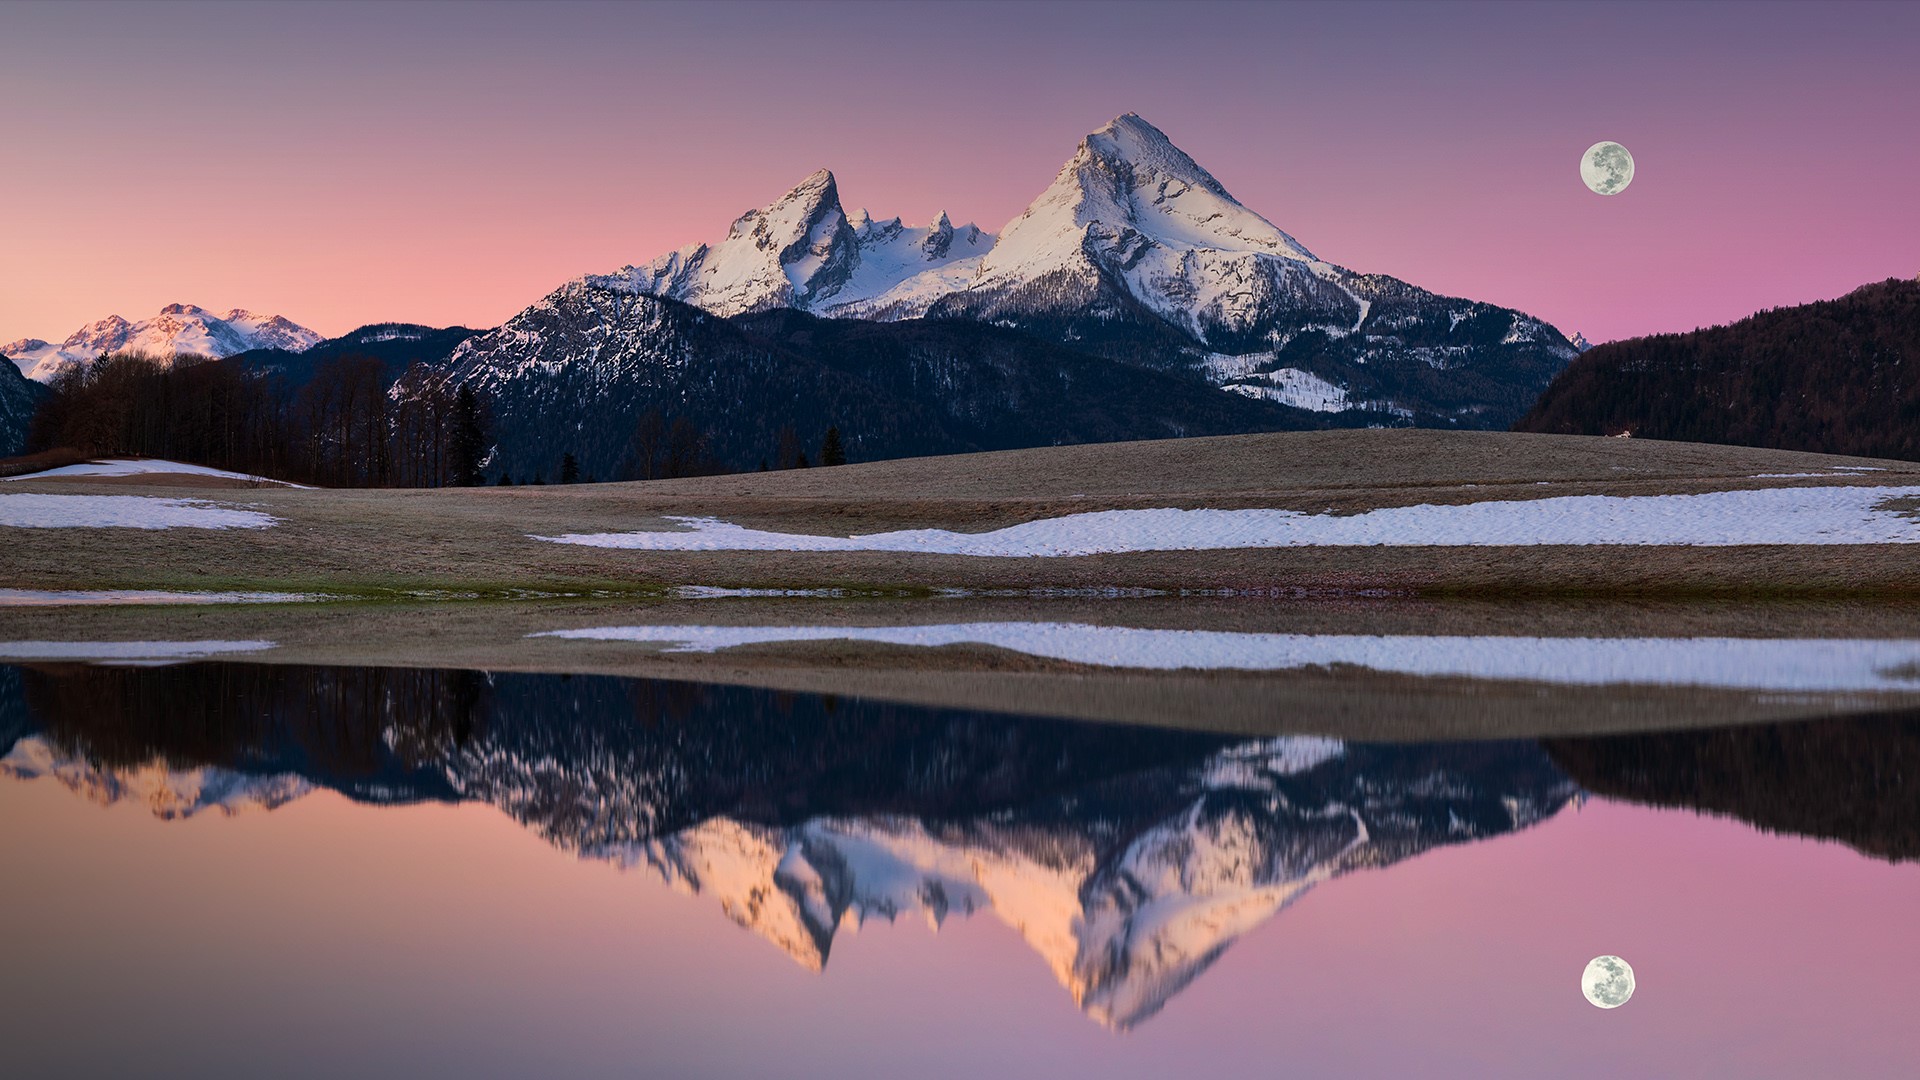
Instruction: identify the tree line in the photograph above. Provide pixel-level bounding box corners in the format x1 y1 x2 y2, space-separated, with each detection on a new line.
27 352 489 487
23 351 855 486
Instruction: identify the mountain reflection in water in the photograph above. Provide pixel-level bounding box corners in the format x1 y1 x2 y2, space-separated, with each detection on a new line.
2 662 1912 1029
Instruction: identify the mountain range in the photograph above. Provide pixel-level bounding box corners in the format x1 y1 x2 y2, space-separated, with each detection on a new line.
5 115 1583 476
423 113 1580 477
4 303 323 382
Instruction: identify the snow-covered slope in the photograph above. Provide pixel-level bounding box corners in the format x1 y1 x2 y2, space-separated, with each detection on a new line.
613 169 992 320
4 304 323 381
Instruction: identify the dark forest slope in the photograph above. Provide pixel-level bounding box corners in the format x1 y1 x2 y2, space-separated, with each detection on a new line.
1517 278 1920 458
0 355 48 457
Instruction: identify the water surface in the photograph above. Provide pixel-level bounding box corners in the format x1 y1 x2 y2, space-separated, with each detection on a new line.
1 662 1915 1077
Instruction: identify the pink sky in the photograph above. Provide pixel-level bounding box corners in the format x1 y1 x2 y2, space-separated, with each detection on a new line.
2 1 1915 346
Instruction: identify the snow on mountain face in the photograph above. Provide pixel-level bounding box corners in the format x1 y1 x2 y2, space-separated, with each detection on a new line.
965 112 1358 340
817 209 992 319
4 304 323 381
608 169 993 320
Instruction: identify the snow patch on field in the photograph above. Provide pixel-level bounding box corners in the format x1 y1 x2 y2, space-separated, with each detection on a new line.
0 493 279 529
0 640 276 660
534 485 1920 554
0 590 322 607
533 622 1920 692
1 458 308 486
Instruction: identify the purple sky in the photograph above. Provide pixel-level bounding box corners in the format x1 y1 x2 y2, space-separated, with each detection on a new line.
2 0 1914 344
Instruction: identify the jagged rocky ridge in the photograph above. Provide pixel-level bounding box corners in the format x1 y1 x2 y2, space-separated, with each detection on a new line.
3 661 1577 1029
3 304 323 382
533 113 1579 430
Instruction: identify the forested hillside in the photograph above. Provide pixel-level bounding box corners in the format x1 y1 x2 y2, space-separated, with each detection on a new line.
1518 278 1920 458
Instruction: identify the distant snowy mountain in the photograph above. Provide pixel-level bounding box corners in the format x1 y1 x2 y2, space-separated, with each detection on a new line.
4 304 323 381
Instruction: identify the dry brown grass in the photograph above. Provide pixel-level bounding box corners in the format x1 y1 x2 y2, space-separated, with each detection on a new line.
4 429 1920 597
0 447 91 479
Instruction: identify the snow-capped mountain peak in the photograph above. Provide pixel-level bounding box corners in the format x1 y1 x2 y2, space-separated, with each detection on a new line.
623 168 855 318
982 112 1316 283
960 112 1349 343
990 114 1307 273
5 304 323 381
613 169 994 320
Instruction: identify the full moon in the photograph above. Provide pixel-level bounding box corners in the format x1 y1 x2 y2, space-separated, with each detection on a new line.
1581 955 1636 1008
1581 141 1635 195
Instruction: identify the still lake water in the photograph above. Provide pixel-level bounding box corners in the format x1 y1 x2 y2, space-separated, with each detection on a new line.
2 661 1916 1078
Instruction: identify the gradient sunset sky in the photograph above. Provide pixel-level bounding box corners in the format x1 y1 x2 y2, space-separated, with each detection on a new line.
2 0 1914 346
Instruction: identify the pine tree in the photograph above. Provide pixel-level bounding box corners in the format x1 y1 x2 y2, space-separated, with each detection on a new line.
560 451 580 484
449 384 486 487
820 425 846 466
